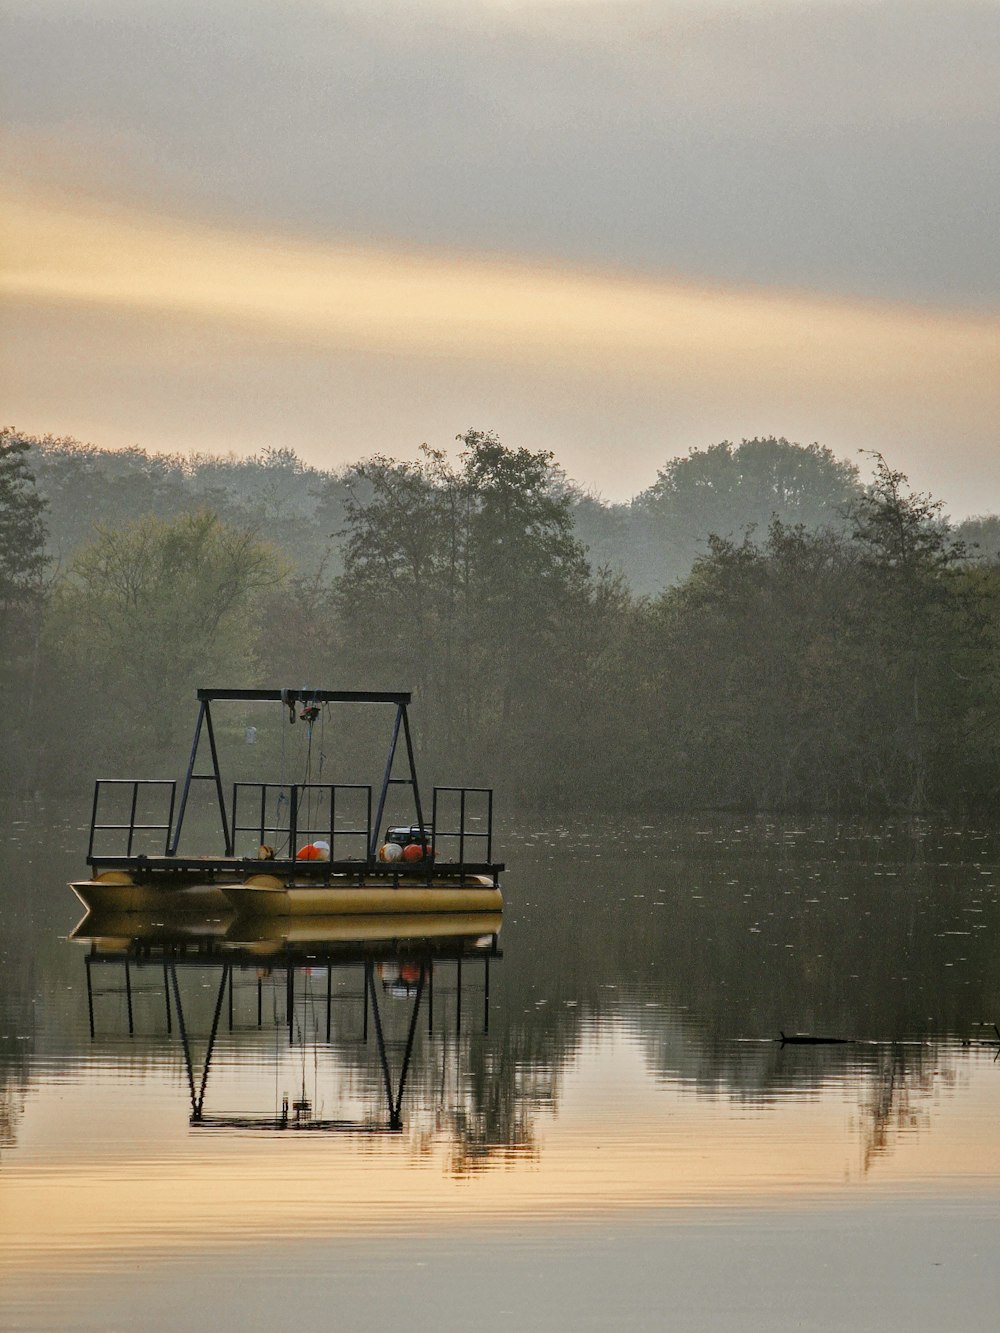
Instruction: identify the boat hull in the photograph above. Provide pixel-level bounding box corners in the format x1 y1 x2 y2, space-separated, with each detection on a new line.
70 873 231 915
224 911 503 949
69 909 234 948
71 870 503 917
223 874 503 917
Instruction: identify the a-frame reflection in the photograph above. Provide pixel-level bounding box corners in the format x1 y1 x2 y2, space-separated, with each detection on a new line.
78 914 500 1135
168 960 429 1132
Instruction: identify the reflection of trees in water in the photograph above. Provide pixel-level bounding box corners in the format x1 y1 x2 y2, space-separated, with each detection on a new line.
479 822 1000 1166
412 1030 543 1177
304 972 557 1174
0 921 34 1160
444 1031 552 1175
506 823 1000 1063
74 942 977 1179
637 1012 954 1172
0 1061 30 1158
857 1044 940 1174
66 951 544 1174
6 817 1000 1167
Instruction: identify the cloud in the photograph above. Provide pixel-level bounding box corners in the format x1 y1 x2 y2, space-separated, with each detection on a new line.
3 2 997 513
3 1 999 308
4 185 998 511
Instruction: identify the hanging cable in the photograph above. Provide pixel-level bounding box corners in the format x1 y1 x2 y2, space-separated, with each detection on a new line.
274 707 289 856
318 703 328 782
319 703 330 855
304 710 315 839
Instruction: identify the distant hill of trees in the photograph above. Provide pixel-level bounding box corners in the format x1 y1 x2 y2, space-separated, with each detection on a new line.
2 425 998 816
14 427 1000 594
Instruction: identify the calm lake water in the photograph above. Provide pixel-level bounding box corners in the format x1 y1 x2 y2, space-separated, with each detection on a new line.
2 814 999 1330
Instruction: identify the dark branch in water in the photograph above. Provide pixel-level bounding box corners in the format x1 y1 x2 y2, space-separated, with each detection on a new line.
779 1031 852 1046
779 1025 1000 1049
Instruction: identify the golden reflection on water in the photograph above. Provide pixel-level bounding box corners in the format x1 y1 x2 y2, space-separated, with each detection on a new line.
3 1028 998 1276
4 818 1000 1323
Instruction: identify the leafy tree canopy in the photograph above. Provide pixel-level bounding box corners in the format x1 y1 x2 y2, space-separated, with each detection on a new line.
335 431 596 778
849 451 965 577
955 515 1000 564
626 437 862 595
46 511 285 772
0 429 48 614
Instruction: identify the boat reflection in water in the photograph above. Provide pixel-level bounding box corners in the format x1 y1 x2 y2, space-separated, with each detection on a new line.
72 910 502 1135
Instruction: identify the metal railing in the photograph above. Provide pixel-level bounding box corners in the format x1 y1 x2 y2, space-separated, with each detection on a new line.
87 779 176 861
231 782 372 861
430 786 493 869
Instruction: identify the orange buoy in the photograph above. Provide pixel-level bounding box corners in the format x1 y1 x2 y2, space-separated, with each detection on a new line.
296 840 330 861
401 843 427 863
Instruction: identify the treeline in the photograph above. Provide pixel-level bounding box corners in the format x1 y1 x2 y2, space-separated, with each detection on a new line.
2 426 999 815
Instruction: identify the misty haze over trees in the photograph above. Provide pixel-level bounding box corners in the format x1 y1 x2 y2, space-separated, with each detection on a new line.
2 426 999 816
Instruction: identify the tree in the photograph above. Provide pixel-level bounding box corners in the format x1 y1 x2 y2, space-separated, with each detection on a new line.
41 512 285 783
27 432 193 562
333 432 603 800
954 515 1000 565
630 437 861 594
25 432 345 581
634 454 998 814
846 454 982 810
0 431 47 621
640 522 866 810
0 431 49 801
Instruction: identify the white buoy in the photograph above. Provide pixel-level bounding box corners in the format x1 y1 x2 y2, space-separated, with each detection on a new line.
378 842 403 862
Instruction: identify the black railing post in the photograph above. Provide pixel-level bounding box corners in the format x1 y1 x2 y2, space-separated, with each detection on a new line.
334 783 344 858
231 784 240 854
202 701 232 854
125 783 140 857
400 705 427 843
164 782 176 855
87 782 101 864
459 788 466 875
169 699 206 855
365 786 372 861
371 707 403 861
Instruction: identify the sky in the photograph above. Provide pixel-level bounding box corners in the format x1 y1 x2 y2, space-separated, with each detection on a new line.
2 0 998 511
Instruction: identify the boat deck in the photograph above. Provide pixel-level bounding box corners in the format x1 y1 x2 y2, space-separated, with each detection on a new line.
88 854 504 884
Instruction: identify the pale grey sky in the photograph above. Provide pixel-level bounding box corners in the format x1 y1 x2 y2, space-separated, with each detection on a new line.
2 0 998 508
5 0 998 306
